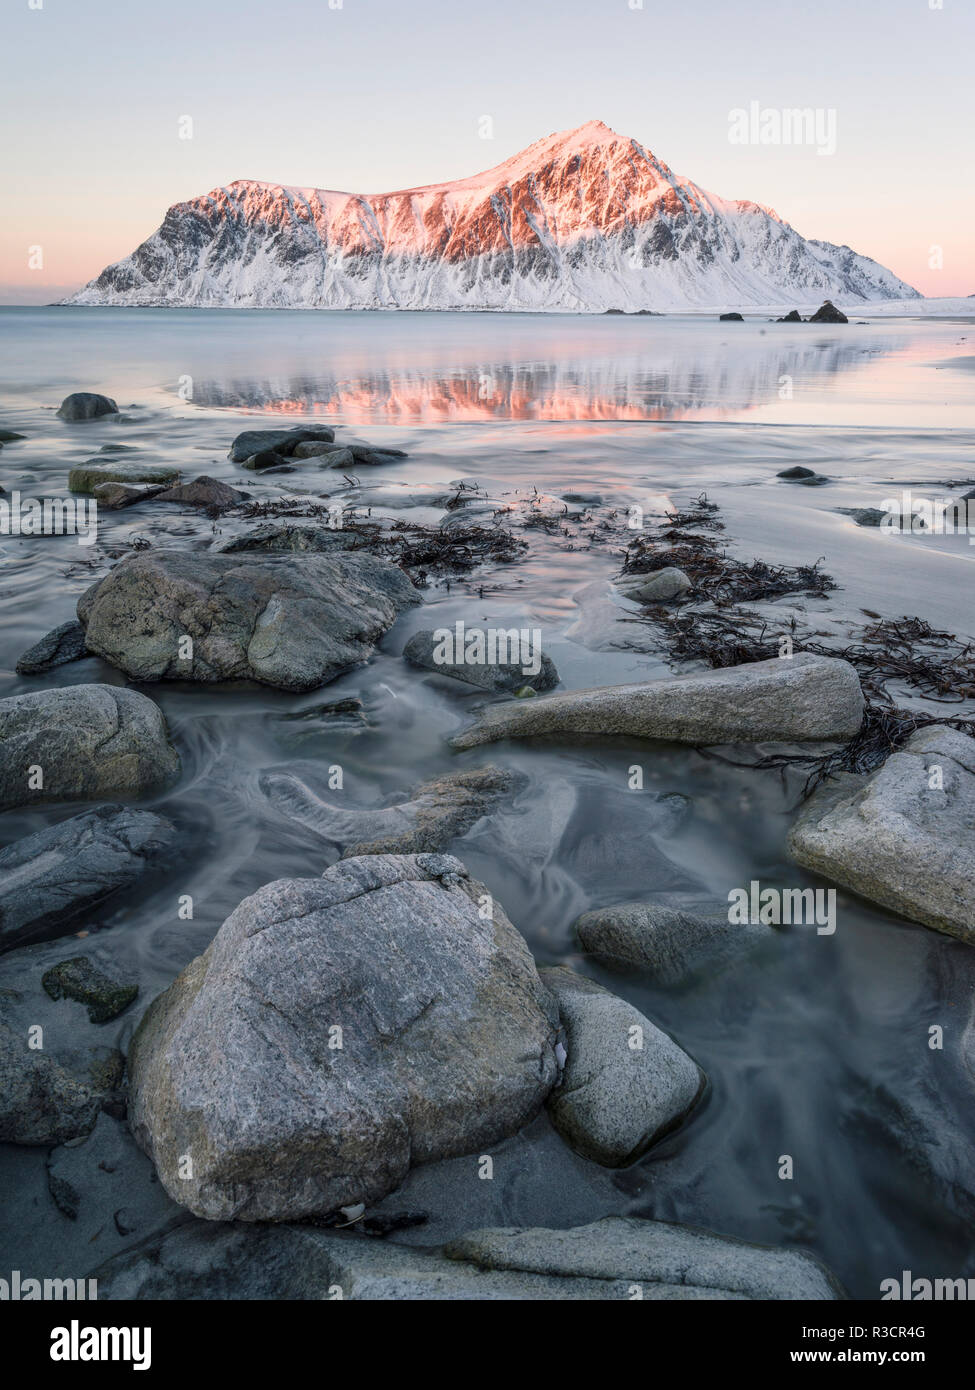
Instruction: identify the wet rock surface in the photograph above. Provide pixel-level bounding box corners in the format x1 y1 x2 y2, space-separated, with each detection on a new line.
78 548 420 691
0 685 180 812
127 854 561 1221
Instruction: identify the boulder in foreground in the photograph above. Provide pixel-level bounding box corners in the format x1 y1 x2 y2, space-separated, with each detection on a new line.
451 653 864 750
0 684 180 812
540 967 703 1166
127 853 561 1221
78 548 420 691
789 724 975 943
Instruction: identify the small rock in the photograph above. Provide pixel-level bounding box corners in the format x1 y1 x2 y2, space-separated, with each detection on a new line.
618 567 692 603
213 523 355 554
153 476 248 507
574 900 770 984
776 310 802 323
719 312 744 322
777 467 816 479
540 967 703 1166
0 430 27 442
92 481 167 509
56 393 119 422
403 628 559 694
240 450 292 472
0 1019 104 1145
837 507 888 527
808 300 848 324
42 957 138 1024
15 620 87 675
0 684 180 813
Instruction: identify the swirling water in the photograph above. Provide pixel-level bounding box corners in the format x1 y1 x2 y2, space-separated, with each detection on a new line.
1 307 974 1297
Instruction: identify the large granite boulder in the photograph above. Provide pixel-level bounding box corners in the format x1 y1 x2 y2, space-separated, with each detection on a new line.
127 853 561 1221
0 805 176 953
0 685 180 812
78 548 420 692
789 724 975 943
540 968 704 1166
451 653 864 750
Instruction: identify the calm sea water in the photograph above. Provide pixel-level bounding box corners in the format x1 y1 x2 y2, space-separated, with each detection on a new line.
1 307 974 1296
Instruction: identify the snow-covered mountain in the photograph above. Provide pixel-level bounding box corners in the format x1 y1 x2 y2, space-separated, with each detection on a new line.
65 120 919 311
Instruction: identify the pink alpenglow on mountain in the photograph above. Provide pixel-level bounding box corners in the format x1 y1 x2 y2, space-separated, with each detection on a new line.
66 121 918 311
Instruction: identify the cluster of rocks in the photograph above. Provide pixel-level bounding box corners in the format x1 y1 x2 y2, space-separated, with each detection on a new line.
228 425 407 472
719 302 849 325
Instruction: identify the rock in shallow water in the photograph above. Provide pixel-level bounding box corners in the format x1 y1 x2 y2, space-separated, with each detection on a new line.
0 804 176 953
0 1020 120 1146
227 425 335 461
88 1215 841 1299
789 724 975 943
56 392 118 422
68 460 180 493
154 475 248 507
15 619 87 675
403 627 559 693
540 967 704 1166
574 900 771 984
0 684 180 812
451 653 865 750
42 957 139 1024
127 853 561 1221
443 1217 842 1299
78 548 420 691
618 567 692 603
92 480 167 509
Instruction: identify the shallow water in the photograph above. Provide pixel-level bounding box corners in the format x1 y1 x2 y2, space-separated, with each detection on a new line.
1 307 974 1298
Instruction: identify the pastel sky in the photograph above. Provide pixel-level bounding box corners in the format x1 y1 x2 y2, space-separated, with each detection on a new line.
2 0 972 303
